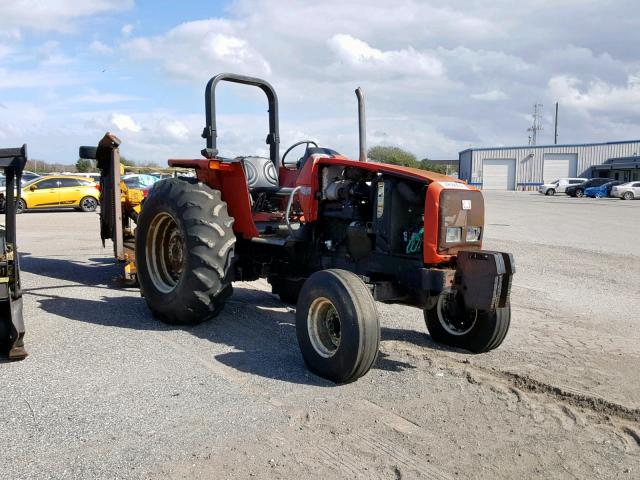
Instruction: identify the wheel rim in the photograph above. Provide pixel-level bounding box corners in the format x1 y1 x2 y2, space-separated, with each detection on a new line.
308 297 341 358
145 212 185 294
436 291 477 336
624 192 633 200
82 197 97 210
576 190 583 197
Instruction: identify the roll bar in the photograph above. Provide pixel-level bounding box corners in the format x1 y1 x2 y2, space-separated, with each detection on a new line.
201 73 280 167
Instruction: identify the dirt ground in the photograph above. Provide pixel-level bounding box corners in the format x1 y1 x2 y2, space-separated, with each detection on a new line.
1 191 639 479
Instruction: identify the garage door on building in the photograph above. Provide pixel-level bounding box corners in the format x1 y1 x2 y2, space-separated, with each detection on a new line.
543 153 578 183
482 158 516 190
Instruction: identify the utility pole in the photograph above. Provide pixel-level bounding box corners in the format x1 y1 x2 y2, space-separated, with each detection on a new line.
554 102 559 145
527 103 543 146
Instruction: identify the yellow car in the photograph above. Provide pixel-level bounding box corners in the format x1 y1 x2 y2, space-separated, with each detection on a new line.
16 176 100 213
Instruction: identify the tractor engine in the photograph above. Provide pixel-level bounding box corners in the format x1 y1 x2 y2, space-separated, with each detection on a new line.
316 165 428 269
317 166 375 261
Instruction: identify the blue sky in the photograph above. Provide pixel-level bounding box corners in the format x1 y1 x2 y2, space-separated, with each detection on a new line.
1 0 639 164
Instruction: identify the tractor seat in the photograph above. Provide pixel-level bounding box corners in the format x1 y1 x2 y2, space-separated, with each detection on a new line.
240 156 293 196
241 156 279 191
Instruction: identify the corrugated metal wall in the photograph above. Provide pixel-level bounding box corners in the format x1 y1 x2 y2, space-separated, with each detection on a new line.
458 141 640 190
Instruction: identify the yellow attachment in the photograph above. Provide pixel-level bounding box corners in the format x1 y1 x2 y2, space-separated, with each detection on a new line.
119 180 144 207
125 187 144 206
124 259 137 280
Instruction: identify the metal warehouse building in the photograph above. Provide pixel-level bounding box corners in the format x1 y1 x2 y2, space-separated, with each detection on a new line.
458 140 640 190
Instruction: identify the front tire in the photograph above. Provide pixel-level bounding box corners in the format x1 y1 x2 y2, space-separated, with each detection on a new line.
575 188 584 198
296 269 380 383
79 196 98 212
135 178 236 325
545 188 555 196
623 191 634 200
424 292 510 353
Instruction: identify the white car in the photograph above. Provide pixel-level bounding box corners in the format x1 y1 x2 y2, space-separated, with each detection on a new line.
611 181 640 200
538 178 586 196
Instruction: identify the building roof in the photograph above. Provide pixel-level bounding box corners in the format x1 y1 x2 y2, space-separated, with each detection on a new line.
459 139 640 155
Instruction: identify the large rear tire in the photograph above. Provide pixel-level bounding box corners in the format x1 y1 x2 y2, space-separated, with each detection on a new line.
424 292 510 353
135 178 236 325
296 269 380 383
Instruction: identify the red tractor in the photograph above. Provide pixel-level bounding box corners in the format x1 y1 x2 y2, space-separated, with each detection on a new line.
102 73 514 383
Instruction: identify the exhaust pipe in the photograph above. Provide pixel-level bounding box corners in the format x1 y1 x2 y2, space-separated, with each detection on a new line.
355 87 367 162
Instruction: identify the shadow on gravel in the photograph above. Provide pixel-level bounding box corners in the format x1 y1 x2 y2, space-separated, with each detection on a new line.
25 255 452 383
20 254 125 289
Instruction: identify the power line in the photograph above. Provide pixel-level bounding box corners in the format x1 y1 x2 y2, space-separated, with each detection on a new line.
527 103 543 146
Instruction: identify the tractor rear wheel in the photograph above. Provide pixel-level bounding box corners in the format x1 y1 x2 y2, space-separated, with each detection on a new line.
424 292 510 353
296 269 380 383
135 178 236 325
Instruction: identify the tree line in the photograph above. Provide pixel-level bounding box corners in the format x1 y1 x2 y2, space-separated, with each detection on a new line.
75 156 159 173
367 146 448 174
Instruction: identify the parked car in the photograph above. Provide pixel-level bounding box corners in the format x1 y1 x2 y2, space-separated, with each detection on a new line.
16 175 100 213
610 181 640 200
584 180 623 198
21 170 40 184
565 178 611 197
122 174 160 198
538 178 586 196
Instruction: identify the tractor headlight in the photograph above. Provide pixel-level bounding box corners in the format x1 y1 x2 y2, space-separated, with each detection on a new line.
466 226 482 242
445 227 462 243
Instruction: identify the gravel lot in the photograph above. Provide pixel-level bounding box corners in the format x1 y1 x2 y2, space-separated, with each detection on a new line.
1 192 639 479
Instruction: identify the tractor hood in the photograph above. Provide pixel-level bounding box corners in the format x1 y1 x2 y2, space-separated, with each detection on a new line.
316 157 466 186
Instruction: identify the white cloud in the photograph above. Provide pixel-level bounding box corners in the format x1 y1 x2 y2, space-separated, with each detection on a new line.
110 113 141 133
0 28 21 40
164 121 190 141
121 23 134 37
549 75 640 114
122 19 271 82
89 40 113 54
69 90 140 104
0 0 134 32
472 89 508 101
0 67 78 89
327 34 445 78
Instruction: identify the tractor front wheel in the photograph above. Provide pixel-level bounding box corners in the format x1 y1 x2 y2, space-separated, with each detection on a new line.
296 269 380 383
135 178 236 325
424 292 510 353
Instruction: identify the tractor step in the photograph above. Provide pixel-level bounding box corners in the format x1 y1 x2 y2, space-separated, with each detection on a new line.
250 236 288 246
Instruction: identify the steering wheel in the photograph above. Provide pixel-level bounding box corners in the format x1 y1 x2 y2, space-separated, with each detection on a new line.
282 140 318 168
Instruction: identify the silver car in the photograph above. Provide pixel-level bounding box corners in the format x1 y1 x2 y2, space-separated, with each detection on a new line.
611 181 640 200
